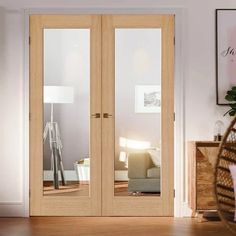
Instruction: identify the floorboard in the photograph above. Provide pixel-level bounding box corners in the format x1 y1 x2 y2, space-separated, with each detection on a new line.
0 217 234 236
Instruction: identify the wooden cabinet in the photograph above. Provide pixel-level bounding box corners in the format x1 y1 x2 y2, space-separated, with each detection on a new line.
188 141 220 218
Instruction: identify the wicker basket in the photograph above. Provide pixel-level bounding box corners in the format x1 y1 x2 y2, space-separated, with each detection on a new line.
215 116 236 234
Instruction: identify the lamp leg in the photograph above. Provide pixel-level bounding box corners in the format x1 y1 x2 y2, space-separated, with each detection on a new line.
55 123 66 186
45 121 67 189
58 149 66 186
52 146 59 189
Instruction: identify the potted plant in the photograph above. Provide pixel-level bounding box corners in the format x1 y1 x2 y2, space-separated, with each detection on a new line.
224 86 236 116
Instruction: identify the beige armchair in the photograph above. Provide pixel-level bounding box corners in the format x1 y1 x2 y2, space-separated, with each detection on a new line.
128 152 160 193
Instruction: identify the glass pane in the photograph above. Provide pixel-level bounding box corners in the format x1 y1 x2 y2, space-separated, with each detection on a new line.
114 29 162 196
43 29 90 196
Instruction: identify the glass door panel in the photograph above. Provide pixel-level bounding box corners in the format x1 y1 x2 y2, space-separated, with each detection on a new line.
114 29 162 197
43 29 90 196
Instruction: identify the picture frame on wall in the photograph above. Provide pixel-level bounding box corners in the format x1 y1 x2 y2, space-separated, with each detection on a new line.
216 9 236 105
135 85 161 113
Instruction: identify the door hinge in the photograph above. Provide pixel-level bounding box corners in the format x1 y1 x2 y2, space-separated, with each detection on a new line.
29 189 31 198
29 113 31 121
173 36 175 45
29 36 31 45
174 112 175 122
174 189 175 198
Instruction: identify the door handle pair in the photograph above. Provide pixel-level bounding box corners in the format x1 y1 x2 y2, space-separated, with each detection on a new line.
91 113 113 118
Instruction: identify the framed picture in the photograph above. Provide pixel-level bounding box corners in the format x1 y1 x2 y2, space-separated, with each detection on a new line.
216 9 236 105
135 85 161 113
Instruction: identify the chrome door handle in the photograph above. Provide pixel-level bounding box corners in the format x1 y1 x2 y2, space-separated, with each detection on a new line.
91 113 100 118
103 113 113 118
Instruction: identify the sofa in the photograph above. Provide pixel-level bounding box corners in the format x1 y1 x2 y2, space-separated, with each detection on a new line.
128 152 160 193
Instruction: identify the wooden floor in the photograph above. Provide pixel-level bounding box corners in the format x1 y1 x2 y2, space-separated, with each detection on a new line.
0 217 234 236
114 181 160 196
43 181 160 197
43 181 88 196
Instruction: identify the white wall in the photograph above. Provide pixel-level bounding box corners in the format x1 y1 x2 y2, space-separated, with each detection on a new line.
0 8 25 216
0 0 236 217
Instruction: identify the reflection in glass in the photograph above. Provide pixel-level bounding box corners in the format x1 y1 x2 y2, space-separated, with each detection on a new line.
114 29 162 196
43 29 90 196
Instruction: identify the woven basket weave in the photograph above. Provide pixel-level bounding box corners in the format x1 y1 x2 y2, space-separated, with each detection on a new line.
215 116 236 234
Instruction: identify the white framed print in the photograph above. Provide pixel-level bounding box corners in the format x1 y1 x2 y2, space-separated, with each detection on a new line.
135 85 161 113
216 9 236 105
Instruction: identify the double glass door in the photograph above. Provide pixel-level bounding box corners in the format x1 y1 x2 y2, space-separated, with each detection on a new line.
30 14 174 216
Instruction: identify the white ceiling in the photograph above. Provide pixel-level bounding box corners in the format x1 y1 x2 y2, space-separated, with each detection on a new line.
0 0 186 10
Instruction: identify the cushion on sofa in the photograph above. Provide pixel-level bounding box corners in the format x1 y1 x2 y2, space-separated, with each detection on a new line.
147 149 161 166
128 152 153 179
147 167 160 178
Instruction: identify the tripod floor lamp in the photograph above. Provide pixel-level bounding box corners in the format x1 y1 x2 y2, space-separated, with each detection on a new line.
43 86 74 189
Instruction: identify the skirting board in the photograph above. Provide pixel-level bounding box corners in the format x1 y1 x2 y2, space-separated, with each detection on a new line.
0 202 25 217
44 170 77 181
44 170 129 181
181 202 192 217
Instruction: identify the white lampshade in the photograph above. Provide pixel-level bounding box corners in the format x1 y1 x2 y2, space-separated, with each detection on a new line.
44 86 74 104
